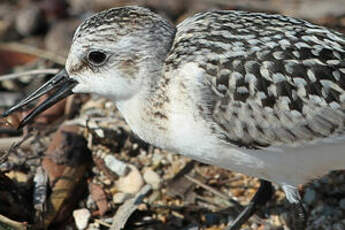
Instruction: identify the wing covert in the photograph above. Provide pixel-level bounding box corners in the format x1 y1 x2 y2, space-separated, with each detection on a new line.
164 10 345 148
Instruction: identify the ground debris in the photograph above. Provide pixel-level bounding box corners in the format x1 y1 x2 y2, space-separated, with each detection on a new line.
33 166 48 212
110 184 152 230
89 183 109 216
73 208 91 230
38 125 92 228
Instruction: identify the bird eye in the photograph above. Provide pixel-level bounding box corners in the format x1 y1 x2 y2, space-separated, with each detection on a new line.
88 51 107 65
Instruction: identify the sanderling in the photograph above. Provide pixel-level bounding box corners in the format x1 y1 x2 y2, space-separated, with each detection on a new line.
4 6 345 229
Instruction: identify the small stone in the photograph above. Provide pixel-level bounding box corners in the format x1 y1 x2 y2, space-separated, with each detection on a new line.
116 164 144 194
73 208 91 230
303 188 316 205
5 170 29 183
143 168 161 189
102 217 113 224
113 192 131 204
87 120 104 138
152 151 164 167
104 155 128 176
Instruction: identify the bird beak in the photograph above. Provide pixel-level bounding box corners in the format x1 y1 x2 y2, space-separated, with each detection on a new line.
2 68 77 129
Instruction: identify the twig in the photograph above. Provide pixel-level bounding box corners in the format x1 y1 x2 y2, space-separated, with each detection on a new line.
185 175 231 201
0 69 59 81
94 219 112 228
0 135 49 152
0 214 29 230
184 175 242 210
111 184 152 230
185 175 266 226
0 42 66 65
63 117 123 127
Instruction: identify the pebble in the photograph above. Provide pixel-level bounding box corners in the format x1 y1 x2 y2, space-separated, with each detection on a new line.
5 170 29 183
73 208 91 230
152 151 164 167
116 164 144 194
113 192 131 204
88 120 104 138
143 168 161 189
104 155 128 177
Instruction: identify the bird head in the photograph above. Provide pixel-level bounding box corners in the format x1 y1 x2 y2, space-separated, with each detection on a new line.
2 6 175 128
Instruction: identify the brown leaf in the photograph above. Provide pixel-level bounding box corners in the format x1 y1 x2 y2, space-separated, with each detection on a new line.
166 161 196 204
38 125 92 228
93 156 118 181
0 49 37 74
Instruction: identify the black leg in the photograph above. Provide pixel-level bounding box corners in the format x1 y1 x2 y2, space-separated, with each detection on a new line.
226 179 274 230
291 202 307 230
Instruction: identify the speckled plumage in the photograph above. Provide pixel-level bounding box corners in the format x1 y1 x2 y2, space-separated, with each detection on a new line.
62 6 345 188
164 10 345 149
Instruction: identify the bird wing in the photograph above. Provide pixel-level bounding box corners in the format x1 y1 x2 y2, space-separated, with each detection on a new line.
165 10 345 148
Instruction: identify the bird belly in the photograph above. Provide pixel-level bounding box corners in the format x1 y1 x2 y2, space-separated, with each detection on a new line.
167 108 345 187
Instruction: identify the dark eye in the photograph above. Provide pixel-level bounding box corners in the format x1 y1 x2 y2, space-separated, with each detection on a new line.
88 51 107 65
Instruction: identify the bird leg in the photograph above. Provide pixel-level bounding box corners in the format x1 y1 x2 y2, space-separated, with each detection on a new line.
226 179 274 230
291 202 307 230
282 184 307 230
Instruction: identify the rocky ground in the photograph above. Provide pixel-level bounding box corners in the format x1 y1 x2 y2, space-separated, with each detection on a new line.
1 1 345 230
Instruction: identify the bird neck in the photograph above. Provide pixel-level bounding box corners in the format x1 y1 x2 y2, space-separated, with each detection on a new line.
115 24 176 146
115 60 172 148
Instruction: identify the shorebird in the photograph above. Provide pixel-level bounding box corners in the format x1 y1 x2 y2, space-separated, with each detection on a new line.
4 6 345 229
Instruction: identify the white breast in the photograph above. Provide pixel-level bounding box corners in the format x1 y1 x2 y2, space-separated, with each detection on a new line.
165 63 263 176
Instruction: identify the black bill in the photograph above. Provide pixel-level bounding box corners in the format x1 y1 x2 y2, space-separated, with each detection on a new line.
2 68 77 129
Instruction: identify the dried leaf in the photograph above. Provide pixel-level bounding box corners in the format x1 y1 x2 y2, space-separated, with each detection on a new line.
38 125 92 228
167 161 196 203
0 49 37 74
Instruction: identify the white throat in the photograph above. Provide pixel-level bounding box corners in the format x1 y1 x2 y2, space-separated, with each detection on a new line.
115 92 171 149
